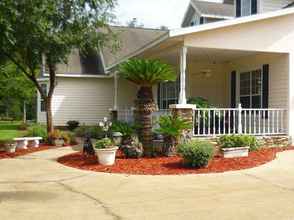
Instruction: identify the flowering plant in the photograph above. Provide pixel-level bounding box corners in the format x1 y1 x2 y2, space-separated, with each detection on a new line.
99 117 112 137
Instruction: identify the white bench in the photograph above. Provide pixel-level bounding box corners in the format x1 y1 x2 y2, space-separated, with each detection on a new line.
13 137 43 149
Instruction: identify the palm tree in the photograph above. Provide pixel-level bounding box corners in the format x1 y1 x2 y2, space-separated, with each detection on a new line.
119 58 177 150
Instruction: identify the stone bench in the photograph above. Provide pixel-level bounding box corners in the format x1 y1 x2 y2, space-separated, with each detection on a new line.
13 137 43 149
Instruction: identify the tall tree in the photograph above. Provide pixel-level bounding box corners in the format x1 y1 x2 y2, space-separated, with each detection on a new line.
119 58 176 150
0 0 117 133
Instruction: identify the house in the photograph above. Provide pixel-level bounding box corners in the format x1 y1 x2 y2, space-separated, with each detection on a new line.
38 0 294 143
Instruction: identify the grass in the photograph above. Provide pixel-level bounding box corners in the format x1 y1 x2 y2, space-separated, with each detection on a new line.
0 121 26 141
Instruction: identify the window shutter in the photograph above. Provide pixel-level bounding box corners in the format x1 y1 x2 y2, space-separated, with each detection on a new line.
251 0 258 14
231 71 237 108
236 0 241 17
262 64 269 108
157 84 161 109
200 17 204 25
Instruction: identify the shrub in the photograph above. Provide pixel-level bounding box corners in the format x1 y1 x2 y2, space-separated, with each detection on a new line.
95 138 113 149
111 121 136 137
18 122 28 131
26 124 47 140
74 126 103 139
177 140 214 168
156 115 192 141
67 120 80 131
218 135 261 151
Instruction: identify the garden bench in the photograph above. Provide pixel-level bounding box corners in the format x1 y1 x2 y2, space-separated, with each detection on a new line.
13 137 43 149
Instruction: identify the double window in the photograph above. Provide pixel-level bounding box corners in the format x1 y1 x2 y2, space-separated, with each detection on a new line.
239 69 262 108
40 84 47 112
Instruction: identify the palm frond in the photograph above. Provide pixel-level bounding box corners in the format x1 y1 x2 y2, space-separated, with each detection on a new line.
119 58 177 86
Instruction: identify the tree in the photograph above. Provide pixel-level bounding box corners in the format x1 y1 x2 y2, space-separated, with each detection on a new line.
119 58 176 150
0 0 117 133
0 62 36 121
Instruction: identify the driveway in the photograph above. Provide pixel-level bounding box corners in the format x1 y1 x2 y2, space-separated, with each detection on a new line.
1 146 294 220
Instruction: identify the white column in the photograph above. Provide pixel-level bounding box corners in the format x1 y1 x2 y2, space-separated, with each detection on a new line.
288 52 294 143
113 72 118 110
179 46 188 105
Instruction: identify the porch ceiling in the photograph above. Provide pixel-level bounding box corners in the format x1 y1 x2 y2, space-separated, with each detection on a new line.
144 46 282 65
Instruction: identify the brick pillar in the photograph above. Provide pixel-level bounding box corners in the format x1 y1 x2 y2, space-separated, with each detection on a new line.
169 104 196 134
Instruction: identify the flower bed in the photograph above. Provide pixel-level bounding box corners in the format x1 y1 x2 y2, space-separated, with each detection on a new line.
0 144 65 159
57 147 294 175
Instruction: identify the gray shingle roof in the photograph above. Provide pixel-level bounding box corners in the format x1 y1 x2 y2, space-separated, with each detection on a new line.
191 0 235 17
284 1 294 8
101 26 168 69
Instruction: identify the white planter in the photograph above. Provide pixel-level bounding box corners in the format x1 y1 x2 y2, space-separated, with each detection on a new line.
5 143 16 153
54 139 64 147
222 147 250 158
95 147 118 166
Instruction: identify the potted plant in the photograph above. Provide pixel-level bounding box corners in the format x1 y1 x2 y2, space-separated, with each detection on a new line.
3 140 16 153
94 138 118 165
156 115 192 157
218 135 260 158
49 129 64 147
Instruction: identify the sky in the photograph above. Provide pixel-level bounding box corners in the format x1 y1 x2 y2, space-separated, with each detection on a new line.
114 0 222 29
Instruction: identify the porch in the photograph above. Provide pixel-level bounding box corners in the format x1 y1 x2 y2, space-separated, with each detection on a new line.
116 46 289 138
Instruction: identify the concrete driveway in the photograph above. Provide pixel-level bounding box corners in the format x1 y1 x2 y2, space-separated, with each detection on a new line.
1 147 294 220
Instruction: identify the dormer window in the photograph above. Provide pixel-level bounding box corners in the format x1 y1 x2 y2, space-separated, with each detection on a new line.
236 0 258 17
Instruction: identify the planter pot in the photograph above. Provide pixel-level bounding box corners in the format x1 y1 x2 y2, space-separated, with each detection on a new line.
95 147 118 166
222 147 250 158
5 143 16 153
54 139 64 147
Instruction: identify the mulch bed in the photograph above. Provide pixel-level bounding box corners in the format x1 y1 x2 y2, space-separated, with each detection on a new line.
0 144 67 159
57 147 294 175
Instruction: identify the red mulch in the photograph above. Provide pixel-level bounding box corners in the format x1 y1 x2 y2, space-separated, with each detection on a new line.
57 147 294 175
0 144 68 159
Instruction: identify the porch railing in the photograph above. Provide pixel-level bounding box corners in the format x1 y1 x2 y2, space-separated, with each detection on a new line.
117 108 135 123
193 104 287 137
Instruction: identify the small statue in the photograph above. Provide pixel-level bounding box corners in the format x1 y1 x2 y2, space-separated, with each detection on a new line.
83 134 95 156
121 135 144 158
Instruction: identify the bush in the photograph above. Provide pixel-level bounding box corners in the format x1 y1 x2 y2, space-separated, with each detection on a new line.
67 120 80 131
218 135 261 151
95 138 112 149
26 124 47 141
74 126 103 139
177 140 214 168
18 122 28 131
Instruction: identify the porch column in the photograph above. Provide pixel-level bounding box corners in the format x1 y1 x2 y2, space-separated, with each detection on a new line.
288 52 294 144
179 46 187 105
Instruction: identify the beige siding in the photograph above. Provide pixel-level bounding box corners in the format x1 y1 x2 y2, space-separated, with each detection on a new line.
187 62 230 107
38 77 114 126
56 50 83 75
260 0 292 13
117 78 138 109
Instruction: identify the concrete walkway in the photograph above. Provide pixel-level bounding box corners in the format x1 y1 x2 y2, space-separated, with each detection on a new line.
1 147 294 220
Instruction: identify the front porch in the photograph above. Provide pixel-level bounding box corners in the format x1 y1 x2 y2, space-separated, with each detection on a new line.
116 46 289 138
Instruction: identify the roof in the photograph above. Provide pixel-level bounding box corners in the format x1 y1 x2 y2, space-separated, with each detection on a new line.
285 2 294 8
101 26 168 70
191 0 235 18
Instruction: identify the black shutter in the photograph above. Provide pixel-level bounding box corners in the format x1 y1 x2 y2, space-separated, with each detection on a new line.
236 0 241 17
157 84 161 108
262 64 269 108
251 0 258 14
200 17 204 25
231 71 237 108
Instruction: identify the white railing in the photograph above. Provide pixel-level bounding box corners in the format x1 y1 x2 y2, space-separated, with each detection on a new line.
117 108 135 123
193 104 287 137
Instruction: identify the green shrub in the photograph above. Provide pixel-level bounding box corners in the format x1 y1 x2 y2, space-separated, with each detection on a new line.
156 115 192 140
26 124 47 141
95 138 113 149
111 121 136 137
177 140 214 168
18 122 28 131
218 135 261 151
66 120 80 131
74 126 103 139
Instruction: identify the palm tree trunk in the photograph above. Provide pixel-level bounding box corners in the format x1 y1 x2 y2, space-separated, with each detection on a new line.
135 86 156 151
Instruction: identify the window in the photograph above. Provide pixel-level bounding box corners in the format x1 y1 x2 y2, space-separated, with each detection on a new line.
158 80 179 110
239 69 262 108
236 0 258 17
40 84 47 112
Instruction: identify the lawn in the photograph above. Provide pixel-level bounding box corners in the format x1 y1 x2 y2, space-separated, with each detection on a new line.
0 121 26 141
